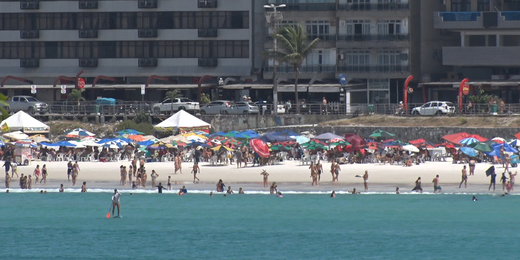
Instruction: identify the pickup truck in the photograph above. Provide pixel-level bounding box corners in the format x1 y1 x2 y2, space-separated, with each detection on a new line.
152 98 200 115
9 95 49 115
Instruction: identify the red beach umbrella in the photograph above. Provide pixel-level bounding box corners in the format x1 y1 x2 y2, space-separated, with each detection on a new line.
344 134 366 148
250 139 270 158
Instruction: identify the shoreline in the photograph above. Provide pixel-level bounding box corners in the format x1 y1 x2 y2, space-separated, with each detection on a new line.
2 159 516 195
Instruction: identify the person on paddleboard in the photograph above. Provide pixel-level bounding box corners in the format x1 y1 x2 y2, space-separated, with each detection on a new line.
112 189 121 217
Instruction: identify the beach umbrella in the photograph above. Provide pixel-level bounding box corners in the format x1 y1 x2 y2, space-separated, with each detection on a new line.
171 140 187 147
260 131 295 142
103 141 123 149
211 136 227 142
137 140 155 146
369 130 395 140
147 142 173 150
459 137 479 146
515 132 520 140
329 140 350 146
223 138 241 147
209 131 226 137
486 166 495 177
402 144 420 153
408 139 427 145
491 137 505 144
460 147 478 157
344 134 366 148
468 142 494 153
127 135 145 142
3 131 30 141
250 139 270 158
492 143 518 153
41 141 79 148
116 129 144 135
314 132 344 141
186 135 207 143
296 136 310 144
508 139 520 147
161 135 189 143
442 132 487 144
270 143 291 151
224 131 249 139
239 130 260 139
66 128 95 138
29 135 50 143
211 145 234 152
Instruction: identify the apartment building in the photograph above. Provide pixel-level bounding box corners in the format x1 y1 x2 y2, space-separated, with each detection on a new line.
423 0 520 103
262 0 415 105
0 0 255 101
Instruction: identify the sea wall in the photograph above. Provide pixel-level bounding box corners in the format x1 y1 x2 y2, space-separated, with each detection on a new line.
256 125 520 144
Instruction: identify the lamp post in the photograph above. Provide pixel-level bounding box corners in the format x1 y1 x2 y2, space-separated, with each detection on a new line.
264 3 285 115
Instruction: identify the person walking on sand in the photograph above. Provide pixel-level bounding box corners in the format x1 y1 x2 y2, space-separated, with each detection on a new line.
459 165 468 188
334 162 341 182
236 149 242 168
40 164 48 184
112 189 121 217
141 169 147 188
174 153 181 174
500 172 508 191
33 165 40 184
469 159 476 176
28 175 32 189
509 171 517 191
412 177 423 193
131 157 137 177
192 164 200 183
363 170 369 191
72 161 80 186
67 161 73 181
11 162 18 178
3 158 12 176
432 175 442 193
261 169 269 187
317 160 323 183
330 161 336 181
128 165 133 184
489 171 497 191
151 170 159 187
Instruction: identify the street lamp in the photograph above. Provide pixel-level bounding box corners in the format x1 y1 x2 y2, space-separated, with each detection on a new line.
264 3 285 115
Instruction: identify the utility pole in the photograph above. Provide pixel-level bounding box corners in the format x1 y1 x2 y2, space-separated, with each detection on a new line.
264 4 285 115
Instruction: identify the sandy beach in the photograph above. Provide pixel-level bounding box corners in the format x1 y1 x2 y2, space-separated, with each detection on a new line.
3 158 516 194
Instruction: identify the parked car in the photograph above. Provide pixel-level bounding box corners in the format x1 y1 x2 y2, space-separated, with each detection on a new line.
411 101 456 115
152 97 200 115
199 100 232 115
8 95 48 115
224 101 260 115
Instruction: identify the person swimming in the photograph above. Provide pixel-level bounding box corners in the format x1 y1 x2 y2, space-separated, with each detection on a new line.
276 192 283 198
472 196 478 201
331 190 336 198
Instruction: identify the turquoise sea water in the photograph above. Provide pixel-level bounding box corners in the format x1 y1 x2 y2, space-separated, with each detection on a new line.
1 190 518 259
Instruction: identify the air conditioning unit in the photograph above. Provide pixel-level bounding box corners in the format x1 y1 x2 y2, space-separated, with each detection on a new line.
20 30 40 39
20 1 39 10
79 29 98 38
79 0 98 9
198 58 217 67
337 53 345 60
198 0 217 8
138 0 157 8
79 58 98 67
400 53 408 61
138 29 158 38
197 28 217 38
138 58 158 67
20 59 39 68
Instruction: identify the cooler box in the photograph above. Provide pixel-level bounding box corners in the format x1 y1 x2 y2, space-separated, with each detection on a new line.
96 98 116 105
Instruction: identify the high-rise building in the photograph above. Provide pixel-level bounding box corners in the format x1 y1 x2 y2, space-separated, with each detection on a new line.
0 0 255 102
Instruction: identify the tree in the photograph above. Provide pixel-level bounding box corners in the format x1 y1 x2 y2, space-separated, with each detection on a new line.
165 89 182 114
68 89 86 106
265 24 320 114
200 93 211 104
0 93 10 122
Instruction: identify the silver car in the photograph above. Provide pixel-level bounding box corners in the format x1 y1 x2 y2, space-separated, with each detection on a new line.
411 101 456 115
224 101 260 115
200 100 232 115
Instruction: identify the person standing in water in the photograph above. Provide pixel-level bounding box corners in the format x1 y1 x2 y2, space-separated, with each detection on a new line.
459 165 468 188
432 175 442 193
151 170 159 187
363 170 369 191
67 161 73 181
500 172 508 191
59 184 64 192
5 173 11 188
412 177 422 193
167 176 172 190
81 182 87 192
156 182 166 193
112 189 121 217
261 169 269 187
509 171 517 191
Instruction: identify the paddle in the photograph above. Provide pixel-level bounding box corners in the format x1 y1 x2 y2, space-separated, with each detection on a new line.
106 204 112 219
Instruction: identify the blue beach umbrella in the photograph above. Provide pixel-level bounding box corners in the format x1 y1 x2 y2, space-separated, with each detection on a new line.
460 147 478 157
459 137 479 146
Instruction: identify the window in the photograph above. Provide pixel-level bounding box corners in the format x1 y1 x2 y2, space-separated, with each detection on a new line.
451 0 471 12
377 20 401 35
477 0 490 11
346 20 371 35
345 51 370 65
306 21 330 40
377 50 402 72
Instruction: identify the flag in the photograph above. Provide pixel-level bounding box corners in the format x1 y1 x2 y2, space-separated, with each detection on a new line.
0 122 9 133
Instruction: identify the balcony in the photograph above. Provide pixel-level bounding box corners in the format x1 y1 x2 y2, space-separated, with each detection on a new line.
338 3 409 11
263 65 336 80
198 28 218 38
442 46 520 66
198 0 217 8
434 11 520 29
283 3 336 11
337 65 409 73
337 34 410 48
79 0 98 9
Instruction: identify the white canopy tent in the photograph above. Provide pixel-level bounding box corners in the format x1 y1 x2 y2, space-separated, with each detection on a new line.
1 111 50 134
154 110 211 133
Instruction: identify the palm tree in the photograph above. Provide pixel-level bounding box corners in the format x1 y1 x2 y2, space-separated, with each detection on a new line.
0 93 10 121
68 89 86 106
165 89 182 114
265 24 320 114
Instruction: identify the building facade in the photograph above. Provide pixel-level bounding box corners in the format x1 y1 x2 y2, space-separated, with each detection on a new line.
0 0 255 102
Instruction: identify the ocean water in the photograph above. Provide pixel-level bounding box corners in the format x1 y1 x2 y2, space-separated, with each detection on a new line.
1 190 518 260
